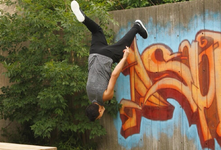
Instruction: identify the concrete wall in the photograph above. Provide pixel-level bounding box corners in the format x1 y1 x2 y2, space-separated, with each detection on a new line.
99 0 221 149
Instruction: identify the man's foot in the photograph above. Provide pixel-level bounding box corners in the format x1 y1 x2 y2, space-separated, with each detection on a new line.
135 20 148 39
71 0 85 22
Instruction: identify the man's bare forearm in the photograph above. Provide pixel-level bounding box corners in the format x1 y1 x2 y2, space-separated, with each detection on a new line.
102 47 130 101
111 57 127 78
102 57 127 101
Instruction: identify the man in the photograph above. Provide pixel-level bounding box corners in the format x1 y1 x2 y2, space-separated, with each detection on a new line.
71 0 148 121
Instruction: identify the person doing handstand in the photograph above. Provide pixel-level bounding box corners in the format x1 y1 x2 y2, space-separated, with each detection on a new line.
71 0 148 121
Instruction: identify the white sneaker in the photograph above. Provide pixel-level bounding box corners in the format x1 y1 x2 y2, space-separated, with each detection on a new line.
135 20 148 39
71 1 85 22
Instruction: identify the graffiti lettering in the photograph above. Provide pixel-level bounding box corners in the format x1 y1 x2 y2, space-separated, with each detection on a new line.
120 30 221 149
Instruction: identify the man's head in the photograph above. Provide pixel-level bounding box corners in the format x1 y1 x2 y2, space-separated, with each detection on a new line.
86 103 105 121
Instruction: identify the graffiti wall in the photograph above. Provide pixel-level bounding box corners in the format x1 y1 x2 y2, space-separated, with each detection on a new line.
97 0 221 150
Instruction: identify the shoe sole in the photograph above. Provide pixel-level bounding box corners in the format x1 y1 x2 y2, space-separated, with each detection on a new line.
135 20 148 39
71 1 85 22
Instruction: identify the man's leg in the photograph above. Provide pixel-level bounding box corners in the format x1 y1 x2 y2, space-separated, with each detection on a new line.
71 0 108 54
83 16 108 54
106 21 148 63
71 0 148 62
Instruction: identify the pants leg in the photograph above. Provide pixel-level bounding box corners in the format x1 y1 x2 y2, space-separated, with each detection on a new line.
103 24 139 63
83 15 140 63
83 16 108 54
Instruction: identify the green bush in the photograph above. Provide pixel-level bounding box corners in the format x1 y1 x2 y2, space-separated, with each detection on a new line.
0 0 116 149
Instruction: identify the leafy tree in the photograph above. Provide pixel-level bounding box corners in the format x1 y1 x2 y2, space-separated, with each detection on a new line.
0 0 118 149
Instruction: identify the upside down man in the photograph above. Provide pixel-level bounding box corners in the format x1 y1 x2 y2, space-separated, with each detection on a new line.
71 0 148 121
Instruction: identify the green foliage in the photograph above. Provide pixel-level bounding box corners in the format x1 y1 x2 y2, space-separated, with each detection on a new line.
0 0 116 149
105 95 122 119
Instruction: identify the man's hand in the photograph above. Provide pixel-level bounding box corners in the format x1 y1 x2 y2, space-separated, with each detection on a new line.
123 46 130 59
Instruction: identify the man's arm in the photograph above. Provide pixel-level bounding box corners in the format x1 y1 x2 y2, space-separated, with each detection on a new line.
103 47 130 101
